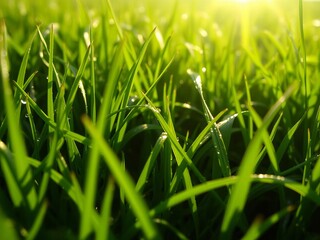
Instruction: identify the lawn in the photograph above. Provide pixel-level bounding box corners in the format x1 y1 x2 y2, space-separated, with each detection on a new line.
0 0 319 239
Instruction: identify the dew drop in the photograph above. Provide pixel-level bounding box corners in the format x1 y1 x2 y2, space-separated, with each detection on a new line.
21 99 27 105
160 132 168 141
128 95 139 106
147 103 161 114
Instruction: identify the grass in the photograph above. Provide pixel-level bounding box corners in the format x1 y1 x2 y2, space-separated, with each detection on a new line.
0 0 320 239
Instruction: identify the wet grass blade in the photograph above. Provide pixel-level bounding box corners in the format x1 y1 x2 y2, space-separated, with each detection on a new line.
0 20 38 211
65 44 91 117
150 174 320 217
187 69 231 178
12 81 90 145
143 94 206 183
82 116 161 240
220 81 299 240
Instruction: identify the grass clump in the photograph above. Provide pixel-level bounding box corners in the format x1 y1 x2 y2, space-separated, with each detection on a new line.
0 0 320 239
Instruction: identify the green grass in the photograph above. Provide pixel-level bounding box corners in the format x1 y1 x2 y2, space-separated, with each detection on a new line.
0 0 320 239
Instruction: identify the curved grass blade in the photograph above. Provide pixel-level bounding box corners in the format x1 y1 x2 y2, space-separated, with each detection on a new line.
276 113 305 163
143 93 206 183
149 174 320 218
0 141 24 207
113 28 156 150
0 20 38 211
27 157 101 230
82 116 161 240
136 132 168 193
220 81 299 240
170 109 227 194
12 81 90 145
47 24 55 134
65 44 91 117
96 177 115 240
250 109 281 173
26 201 48 240
187 69 231 177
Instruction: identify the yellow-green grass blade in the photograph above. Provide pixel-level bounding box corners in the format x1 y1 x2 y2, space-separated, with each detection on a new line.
12 81 90 145
150 174 320 217
96 177 115 240
114 28 156 150
188 69 231 178
144 94 206 183
111 55 175 145
101 40 125 137
78 39 125 239
154 219 188 240
82 116 161 240
276 114 305 164
47 24 55 134
36 26 61 88
310 108 320 187
244 77 254 141
136 132 168 193
89 27 96 124
26 201 48 240
25 98 40 157
27 157 101 229
163 88 200 238
0 141 24 207
37 127 60 203
250 109 281 173
0 204 19 240
65 44 91 117
170 109 227 194
0 20 38 211
220 81 299 240
232 86 251 146
13 30 36 118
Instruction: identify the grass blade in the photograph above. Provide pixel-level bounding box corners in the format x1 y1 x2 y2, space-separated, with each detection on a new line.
136 132 168 193
26 201 48 240
220 81 299 239
0 20 38 211
242 205 296 240
96 177 115 240
47 24 55 134
144 93 206 183
12 81 90 145
150 174 320 217
187 69 231 178
82 116 161 240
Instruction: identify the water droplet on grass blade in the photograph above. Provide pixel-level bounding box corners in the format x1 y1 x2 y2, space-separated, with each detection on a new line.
128 95 139 106
187 69 203 94
160 132 168 140
146 103 161 114
21 99 27 105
